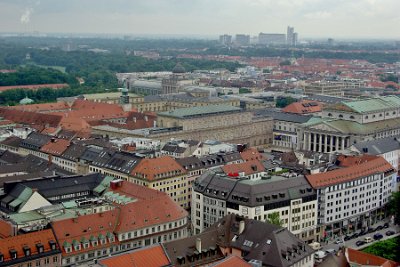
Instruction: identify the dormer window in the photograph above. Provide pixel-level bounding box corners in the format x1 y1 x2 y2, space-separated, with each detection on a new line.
23 246 31 256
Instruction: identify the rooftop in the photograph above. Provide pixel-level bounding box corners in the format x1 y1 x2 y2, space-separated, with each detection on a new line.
306 156 393 189
158 104 242 119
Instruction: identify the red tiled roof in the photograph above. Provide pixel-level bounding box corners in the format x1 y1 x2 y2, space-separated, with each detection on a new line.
347 248 399 267
0 229 59 262
336 154 379 167
0 107 63 129
282 100 322 114
100 245 170 267
222 160 265 176
0 219 14 238
116 194 188 233
306 156 393 189
240 148 265 161
131 156 186 181
212 255 251 267
0 83 68 92
108 180 164 201
51 211 119 256
11 102 71 113
40 139 71 156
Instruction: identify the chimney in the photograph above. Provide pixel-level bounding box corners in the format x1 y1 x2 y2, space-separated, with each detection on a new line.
196 238 201 252
144 115 148 122
133 117 137 123
239 220 245 234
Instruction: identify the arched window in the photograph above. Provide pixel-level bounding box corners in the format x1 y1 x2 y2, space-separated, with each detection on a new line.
328 113 333 117
339 114 343 118
350 116 355 119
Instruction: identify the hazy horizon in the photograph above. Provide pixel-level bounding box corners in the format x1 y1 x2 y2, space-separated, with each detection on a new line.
0 0 399 40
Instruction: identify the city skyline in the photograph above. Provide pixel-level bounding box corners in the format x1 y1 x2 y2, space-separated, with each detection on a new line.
0 0 399 39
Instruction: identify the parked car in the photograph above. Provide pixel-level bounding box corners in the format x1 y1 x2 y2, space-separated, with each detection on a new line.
385 230 395 236
350 233 359 239
325 249 336 254
334 239 343 244
376 225 384 231
383 222 389 228
356 240 366 246
364 236 373 243
344 235 351 241
366 227 375 233
373 233 383 240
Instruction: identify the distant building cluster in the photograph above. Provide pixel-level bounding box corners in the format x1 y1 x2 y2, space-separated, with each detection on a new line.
219 26 299 46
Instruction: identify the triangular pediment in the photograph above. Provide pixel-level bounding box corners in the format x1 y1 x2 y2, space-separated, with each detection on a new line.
308 122 342 133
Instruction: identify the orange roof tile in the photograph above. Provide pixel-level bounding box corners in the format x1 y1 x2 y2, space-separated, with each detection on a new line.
12 101 71 113
222 160 265 176
100 245 170 267
116 194 188 233
306 156 393 189
282 100 322 114
108 180 164 200
212 255 252 267
131 156 186 181
40 139 71 156
347 248 399 267
240 147 265 161
51 211 119 256
0 229 59 262
0 219 14 238
0 107 63 129
336 154 379 167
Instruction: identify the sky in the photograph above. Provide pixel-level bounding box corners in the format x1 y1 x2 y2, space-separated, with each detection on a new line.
0 0 399 39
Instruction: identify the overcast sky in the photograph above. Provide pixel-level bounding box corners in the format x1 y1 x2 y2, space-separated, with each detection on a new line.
0 0 399 39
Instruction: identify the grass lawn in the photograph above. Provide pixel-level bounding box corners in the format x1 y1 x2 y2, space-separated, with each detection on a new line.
361 236 400 262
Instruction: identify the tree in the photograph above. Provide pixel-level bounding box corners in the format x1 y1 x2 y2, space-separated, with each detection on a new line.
362 237 400 262
276 97 297 108
387 192 400 225
266 212 283 226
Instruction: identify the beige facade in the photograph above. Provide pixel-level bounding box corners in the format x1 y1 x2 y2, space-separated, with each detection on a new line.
134 98 240 113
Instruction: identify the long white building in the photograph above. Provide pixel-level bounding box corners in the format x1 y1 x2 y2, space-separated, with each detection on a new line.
305 155 395 240
192 166 318 243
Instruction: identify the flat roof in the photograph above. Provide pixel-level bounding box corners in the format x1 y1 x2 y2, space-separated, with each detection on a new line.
158 104 242 119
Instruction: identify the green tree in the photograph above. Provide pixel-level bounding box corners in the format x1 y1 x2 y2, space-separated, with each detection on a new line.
362 237 400 262
388 192 400 225
276 97 297 108
266 212 283 226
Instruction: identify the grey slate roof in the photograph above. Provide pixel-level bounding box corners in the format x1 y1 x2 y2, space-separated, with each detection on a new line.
61 144 88 161
3 173 105 202
206 214 314 267
193 170 316 207
158 104 242 119
352 135 400 155
91 151 142 174
254 109 313 124
20 132 52 151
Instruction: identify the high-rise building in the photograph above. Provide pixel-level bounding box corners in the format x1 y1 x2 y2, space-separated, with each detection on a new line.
287 26 298 46
219 34 232 46
235 34 250 46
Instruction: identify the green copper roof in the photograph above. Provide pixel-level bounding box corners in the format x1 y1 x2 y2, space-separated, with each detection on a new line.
342 96 400 113
158 104 241 118
305 117 400 135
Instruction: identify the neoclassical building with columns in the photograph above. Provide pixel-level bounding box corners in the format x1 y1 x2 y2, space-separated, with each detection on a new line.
298 96 400 153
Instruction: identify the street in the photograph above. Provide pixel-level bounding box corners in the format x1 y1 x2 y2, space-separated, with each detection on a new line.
318 223 400 252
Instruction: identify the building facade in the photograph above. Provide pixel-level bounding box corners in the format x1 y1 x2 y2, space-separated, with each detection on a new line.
192 169 318 242
305 155 395 240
